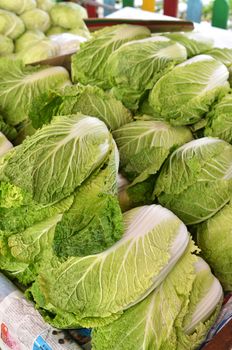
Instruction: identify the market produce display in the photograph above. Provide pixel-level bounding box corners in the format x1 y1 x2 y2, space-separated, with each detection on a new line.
0 19 232 350
0 0 89 63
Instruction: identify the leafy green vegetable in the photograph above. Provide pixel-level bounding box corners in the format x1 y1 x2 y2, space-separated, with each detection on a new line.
0 9 25 39
0 0 36 14
3 114 112 204
91 248 196 350
33 205 189 328
29 84 133 131
196 201 232 290
204 93 232 143
53 142 124 257
154 137 232 225
206 47 232 67
15 30 46 52
17 39 60 64
20 9 51 32
0 189 74 285
0 234 33 285
113 120 193 184
149 55 229 126
0 181 74 232
107 36 187 109
71 25 151 88
0 58 71 126
163 32 214 58
50 2 87 29
8 214 62 280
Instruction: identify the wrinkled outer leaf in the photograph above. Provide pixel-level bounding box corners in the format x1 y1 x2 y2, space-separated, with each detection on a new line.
37 205 189 327
4 114 111 204
155 137 232 225
0 182 73 235
0 58 71 126
149 55 229 126
53 142 124 257
71 25 151 88
197 202 232 290
0 193 73 284
29 90 62 129
8 214 61 274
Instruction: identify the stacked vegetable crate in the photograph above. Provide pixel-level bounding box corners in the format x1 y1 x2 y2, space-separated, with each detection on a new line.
0 4 232 350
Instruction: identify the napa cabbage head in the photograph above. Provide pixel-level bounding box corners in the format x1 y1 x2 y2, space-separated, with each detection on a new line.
196 201 232 291
107 36 187 109
17 39 60 64
154 137 232 225
71 24 151 89
50 2 87 29
20 9 51 32
0 9 25 39
92 247 222 350
204 93 232 143
0 58 71 126
113 120 193 184
149 55 229 126
15 30 46 52
31 204 189 328
114 120 193 211
2 114 112 204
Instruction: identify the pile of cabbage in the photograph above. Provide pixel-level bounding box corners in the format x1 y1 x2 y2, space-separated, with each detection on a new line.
0 24 232 350
0 0 89 63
